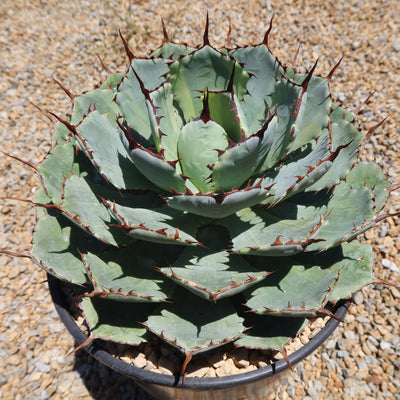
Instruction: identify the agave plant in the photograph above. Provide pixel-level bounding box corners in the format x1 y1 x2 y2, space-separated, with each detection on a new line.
3 17 398 373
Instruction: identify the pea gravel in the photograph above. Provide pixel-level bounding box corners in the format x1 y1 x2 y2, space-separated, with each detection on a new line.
0 1 399 399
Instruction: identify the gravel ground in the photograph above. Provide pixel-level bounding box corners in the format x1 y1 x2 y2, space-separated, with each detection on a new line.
1 1 399 399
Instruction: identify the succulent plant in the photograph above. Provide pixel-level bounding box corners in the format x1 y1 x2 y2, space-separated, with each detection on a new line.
3 17 398 374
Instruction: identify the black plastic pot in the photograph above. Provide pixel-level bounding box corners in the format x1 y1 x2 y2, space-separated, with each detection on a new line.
48 275 349 400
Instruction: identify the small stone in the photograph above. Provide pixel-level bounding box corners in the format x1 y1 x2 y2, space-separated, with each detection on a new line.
367 375 382 386
132 353 147 369
30 372 42 382
392 39 400 52
381 258 400 273
296 362 305 380
356 316 370 324
7 354 21 366
367 335 379 347
344 379 362 396
35 362 50 373
336 350 349 359
230 347 250 368
206 367 216 378
353 291 364 305
221 357 239 376
358 369 369 379
206 351 225 368
309 356 317 367
366 341 378 353
158 366 173 376
56 372 75 394
390 287 400 298
343 330 356 341
336 338 347 350
186 366 209 378
325 339 336 350
212 356 226 369
380 340 392 351
357 359 368 370
258 361 268 368
306 385 319 400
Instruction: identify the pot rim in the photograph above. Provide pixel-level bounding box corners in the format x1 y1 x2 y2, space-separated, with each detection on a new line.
48 274 349 389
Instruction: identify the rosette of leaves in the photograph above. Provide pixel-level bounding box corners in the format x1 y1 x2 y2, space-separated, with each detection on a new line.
4 18 398 372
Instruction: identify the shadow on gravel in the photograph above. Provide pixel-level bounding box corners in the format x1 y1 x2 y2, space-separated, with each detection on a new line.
73 345 154 400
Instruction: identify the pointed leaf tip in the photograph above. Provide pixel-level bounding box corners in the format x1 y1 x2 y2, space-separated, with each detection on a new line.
302 58 318 89
353 91 375 116
119 29 134 61
203 12 210 46
161 18 170 44
226 18 232 47
326 55 344 81
95 53 112 74
262 14 274 46
52 77 76 100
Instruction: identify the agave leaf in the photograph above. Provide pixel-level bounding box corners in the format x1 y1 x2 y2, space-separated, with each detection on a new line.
329 103 355 123
244 241 374 311
82 246 175 302
346 161 390 212
229 206 323 255
212 117 277 191
306 181 375 251
31 213 107 284
207 91 243 143
259 79 301 171
116 59 169 142
327 242 374 301
109 202 201 246
59 175 131 246
263 131 333 201
80 297 151 345
38 142 81 204
168 46 247 122
127 146 187 193
177 119 228 192
233 180 379 255
150 82 183 165
161 247 268 302
131 58 170 90
235 315 307 350
76 110 157 190
307 120 363 190
229 45 283 135
288 76 331 152
99 73 125 90
245 265 339 317
70 88 120 125
34 185 51 208
144 288 245 355
166 187 271 218
52 120 74 146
